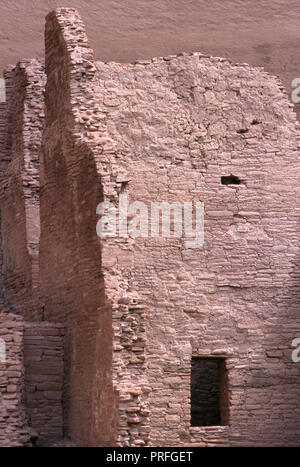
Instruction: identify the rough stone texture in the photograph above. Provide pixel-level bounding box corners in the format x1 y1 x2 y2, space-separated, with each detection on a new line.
24 322 64 446
0 103 7 309
0 7 299 447
37 9 300 446
0 24 64 448
0 315 63 447
0 60 45 320
0 79 5 103
0 313 31 447
39 10 116 446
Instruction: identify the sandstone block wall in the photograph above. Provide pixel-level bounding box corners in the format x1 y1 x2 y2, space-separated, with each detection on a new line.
0 60 45 320
91 55 300 446
24 322 64 446
0 7 299 447
0 103 7 310
0 313 31 447
37 9 300 446
39 9 116 446
90 36 300 449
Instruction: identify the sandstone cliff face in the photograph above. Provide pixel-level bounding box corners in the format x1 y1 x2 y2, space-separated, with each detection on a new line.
0 1 300 118
0 7 299 447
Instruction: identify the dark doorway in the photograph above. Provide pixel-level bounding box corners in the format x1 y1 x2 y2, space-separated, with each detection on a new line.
191 357 228 427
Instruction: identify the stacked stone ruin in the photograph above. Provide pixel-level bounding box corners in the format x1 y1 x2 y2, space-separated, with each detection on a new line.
0 8 299 446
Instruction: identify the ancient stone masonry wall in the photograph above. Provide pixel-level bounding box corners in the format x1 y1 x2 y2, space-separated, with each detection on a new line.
24 322 64 446
0 314 63 447
0 103 7 310
40 9 153 446
0 313 31 447
90 53 300 446
0 60 45 320
111 296 150 446
38 8 300 447
40 9 116 446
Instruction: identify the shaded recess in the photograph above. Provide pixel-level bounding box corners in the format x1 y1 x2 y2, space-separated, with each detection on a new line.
191 357 228 427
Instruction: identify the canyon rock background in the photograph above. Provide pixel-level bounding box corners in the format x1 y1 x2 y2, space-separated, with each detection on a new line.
0 0 299 116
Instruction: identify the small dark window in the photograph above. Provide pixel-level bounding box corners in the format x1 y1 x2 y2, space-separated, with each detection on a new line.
191 357 229 427
221 175 241 185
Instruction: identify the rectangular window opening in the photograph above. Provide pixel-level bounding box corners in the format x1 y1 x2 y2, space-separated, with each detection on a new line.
191 357 229 427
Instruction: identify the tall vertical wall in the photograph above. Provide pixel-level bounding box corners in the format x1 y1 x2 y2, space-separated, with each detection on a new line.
38 9 300 446
0 103 7 310
0 60 45 320
91 53 300 446
0 57 65 447
39 9 117 446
